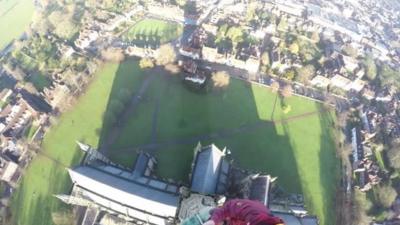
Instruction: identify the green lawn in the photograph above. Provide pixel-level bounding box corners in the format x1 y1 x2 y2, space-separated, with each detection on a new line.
109 75 339 225
11 60 338 225
0 0 35 49
10 60 146 225
122 18 182 47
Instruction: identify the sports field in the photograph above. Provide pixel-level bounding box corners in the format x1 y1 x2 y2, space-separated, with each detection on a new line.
123 18 183 47
11 60 338 225
0 0 35 49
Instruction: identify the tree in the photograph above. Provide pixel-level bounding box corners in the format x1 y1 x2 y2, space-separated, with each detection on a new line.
226 27 244 50
246 2 257 22
353 189 373 225
283 69 296 81
277 17 288 31
289 42 299 55
387 141 400 169
175 0 187 7
342 44 358 58
281 85 293 98
165 64 180 74
212 71 230 89
139 58 154 69
101 48 125 62
270 81 280 93
379 64 400 89
156 44 176 65
311 31 320 43
54 19 79 40
295 64 315 84
48 9 79 40
363 55 377 80
32 13 51 35
375 184 397 208
261 52 270 66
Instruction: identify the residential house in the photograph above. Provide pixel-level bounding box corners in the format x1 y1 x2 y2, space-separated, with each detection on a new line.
245 56 261 74
0 90 51 139
362 87 376 100
310 75 331 88
202 45 229 64
202 23 218 35
0 99 36 138
42 83 71 109
0 155 21 187
330 74 351 90
125 46 156 58
348 79 366 92
341 54 359 72
74 28 99 50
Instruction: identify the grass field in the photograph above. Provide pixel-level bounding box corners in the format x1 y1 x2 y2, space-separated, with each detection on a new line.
11 60 338 225
107 75 339 225
123 18 183 47
0 0 35 49
10 60 146 225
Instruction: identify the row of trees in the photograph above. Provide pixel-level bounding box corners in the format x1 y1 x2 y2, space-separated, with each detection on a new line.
275 64 315 83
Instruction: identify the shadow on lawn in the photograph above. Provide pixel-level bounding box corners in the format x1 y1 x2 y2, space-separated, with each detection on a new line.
94 59 305 194
317 105 339 225
92 59 343 224
96 59 147 163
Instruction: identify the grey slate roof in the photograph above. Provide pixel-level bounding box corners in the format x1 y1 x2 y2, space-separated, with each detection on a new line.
191 144 229 195
68 166 179 224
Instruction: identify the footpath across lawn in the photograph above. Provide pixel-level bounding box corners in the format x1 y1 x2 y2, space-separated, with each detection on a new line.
0 0 34 49
10 60 146 225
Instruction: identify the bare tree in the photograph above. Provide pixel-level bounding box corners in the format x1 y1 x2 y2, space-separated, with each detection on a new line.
139 58 154 69
387 141 400 170
156 44 176 66
101 48 125 62
270 81 280 93
165 64 180 74
212 71 230 89
281 85 293 98
375 184 397 208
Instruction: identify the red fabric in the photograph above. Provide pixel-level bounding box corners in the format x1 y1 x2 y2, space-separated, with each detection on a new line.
211 199 284 225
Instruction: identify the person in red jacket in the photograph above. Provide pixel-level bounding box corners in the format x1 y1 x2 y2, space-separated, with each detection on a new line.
203 199 284 225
